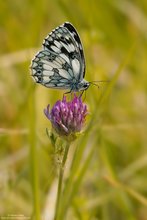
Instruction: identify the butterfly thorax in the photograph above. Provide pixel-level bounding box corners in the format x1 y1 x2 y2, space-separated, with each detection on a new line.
71 79 90 92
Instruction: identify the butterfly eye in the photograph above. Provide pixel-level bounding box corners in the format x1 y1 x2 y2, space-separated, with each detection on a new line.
83 83 89 89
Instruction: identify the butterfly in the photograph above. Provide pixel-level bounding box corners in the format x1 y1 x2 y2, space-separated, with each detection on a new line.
31 22 90 93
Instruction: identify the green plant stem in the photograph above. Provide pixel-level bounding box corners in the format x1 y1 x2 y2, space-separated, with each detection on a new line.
29 90 40 220
54 141 70 220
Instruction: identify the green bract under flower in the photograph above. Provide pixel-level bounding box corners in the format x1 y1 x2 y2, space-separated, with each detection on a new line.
44 95 88 138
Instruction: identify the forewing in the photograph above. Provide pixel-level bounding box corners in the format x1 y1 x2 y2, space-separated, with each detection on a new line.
43 22 85 80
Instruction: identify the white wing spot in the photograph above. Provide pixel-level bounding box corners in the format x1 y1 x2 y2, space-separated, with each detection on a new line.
32 69 37 75
42 70 54 76
42 61 60 68
53 60 62 68
56 57 65 64
51 45 60 53
58 69 72 79
45 82 56 87
72 59 80 76
43 64 53 71
41 60 53 65
61 42 74 53
48 36 53 41
54 40 62 48
60 53 70 64
68 44 75 52
31 62 38 68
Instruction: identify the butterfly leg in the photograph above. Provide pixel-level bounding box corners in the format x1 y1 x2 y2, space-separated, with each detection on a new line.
79 91 83 97
63 90 72 99
79 90 86 101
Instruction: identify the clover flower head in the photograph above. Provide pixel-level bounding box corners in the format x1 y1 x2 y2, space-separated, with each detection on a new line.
44 95 88 137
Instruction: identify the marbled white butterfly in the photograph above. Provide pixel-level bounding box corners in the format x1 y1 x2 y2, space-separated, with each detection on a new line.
31 22 90 93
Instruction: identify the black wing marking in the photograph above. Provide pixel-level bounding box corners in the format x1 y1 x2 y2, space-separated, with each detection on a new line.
63 22 86 79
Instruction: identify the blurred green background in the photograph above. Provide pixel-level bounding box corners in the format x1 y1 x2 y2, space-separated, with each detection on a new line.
0 0 147 219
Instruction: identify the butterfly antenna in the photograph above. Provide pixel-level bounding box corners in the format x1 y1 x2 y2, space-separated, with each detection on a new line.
90 80 110 83
89 82 100 88
89 80 110 88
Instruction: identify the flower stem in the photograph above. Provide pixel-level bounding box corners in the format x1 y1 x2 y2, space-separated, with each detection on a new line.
29 90 40 220
54 142 70 220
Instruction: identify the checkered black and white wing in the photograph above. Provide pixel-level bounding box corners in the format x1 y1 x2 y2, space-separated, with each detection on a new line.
31 22 86 90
